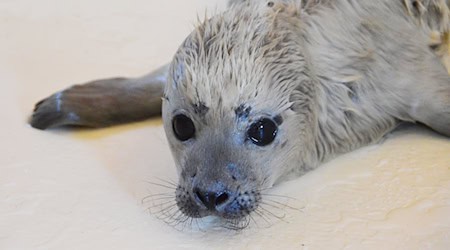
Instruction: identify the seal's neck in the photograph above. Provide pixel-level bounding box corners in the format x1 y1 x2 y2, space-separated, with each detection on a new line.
311 80 397 164
296 7 399 165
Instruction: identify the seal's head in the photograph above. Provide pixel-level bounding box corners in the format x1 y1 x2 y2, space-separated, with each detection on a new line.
162 1 316 225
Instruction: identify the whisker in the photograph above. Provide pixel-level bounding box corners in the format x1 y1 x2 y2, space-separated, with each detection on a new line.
142 196 175 206
194 217 205 232
161 209 181 222
169 212 185 225
252 210 273 227
259 201 285 210
225 217 251 230
150 201 177 211
144 196 176 203
147 202 177 215
257 186 273 192
258 205 287 222
147 199 177 209
154 177 178 187
241 217 251 229
177 215 191 230
160 206 179 217
188 217 195 230
143 192 174 197
223 221 240 230
163 213 185 228
155 208 179 221
261 193 298 200
248 213 259 229
162 210 182 222
144 181 177 190
141 192 175 203
261 199 302 211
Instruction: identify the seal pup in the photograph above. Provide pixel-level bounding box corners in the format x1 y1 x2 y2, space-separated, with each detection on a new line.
30 0 450 228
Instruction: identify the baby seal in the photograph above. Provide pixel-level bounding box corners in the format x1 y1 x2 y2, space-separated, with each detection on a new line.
30 0 450 228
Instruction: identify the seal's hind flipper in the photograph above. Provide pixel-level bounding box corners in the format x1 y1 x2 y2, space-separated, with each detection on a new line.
30 64 168 130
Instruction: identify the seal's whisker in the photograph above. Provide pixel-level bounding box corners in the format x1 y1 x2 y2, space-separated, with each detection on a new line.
147 202 177 215
242 216 251 229
160 209 183 223
143 196 176 203
141 192 175 200
181 221 190 231
141 178 178 214
175 214 191 228
159 207 180 218
253 210 274 227
149 207 178 220
260 198 302 211
147 200 176 211
192 217 200 231
144 181 177 190
141 192 174 201
151 201 177 211
260 193 298 200
175 214 189 226
144 186 208 232
259 203 286 219
223 219 246 231
155 209 179 222
195 217 207 232
229 216 251 230
188 217 196 230
147 199 177 209
161 209 182 223
142 195 175 205
147 197 176 206
254 202 289 227
154 177 178 187
259 201 285 210
162 213 186 228
258 204 287 221
248 213 260 229
166 209 185 223
225 220 239 231
260 177 270 189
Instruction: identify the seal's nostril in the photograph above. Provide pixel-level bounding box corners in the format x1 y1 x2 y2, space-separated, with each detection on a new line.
193 187 231 210
215 192 229 206
194 188 207 206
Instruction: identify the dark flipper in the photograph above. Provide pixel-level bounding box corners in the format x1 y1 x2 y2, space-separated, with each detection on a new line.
30 64 169 130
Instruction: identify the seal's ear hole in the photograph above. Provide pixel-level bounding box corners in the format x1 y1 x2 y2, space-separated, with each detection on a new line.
247 118 278 146
172 114 196 141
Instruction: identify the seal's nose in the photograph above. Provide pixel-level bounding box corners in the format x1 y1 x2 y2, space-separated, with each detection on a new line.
193 187 230 211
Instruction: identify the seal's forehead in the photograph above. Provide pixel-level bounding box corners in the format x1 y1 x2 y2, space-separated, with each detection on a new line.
165 0 304 118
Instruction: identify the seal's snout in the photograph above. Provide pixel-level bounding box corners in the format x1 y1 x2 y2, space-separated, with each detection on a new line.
191 180 238 215
176 178 261 220
173 133 265 221
193 187 231 211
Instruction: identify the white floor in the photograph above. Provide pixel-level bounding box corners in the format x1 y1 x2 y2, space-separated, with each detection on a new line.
1 0 449 249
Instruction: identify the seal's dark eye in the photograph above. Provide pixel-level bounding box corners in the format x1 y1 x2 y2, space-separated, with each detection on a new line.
172 114 195 141
247 118 278 146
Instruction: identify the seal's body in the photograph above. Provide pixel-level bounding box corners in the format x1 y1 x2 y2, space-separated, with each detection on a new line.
31 0 450 227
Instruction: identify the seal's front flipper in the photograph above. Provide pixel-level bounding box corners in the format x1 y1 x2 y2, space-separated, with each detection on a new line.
30 64 169 130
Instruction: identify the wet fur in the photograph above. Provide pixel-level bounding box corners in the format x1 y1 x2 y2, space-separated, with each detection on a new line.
31 0 450 227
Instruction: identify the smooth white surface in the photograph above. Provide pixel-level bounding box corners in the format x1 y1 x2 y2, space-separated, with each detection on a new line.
1 1 449 249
